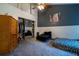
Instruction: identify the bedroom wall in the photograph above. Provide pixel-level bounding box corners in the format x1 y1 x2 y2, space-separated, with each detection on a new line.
0 3 36 21
38 26 79 39
38 4 79 39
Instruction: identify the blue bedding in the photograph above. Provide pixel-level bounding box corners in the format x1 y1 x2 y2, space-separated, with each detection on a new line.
54 39 79 49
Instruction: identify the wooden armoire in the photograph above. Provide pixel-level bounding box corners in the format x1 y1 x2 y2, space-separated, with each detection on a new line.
0 15 19 55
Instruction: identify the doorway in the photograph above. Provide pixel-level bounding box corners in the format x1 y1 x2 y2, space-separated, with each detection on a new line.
18 17 35 40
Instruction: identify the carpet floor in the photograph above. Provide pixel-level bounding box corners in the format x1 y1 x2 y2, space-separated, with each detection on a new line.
10 37 77 56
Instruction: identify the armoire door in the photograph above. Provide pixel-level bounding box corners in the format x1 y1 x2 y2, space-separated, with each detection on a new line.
0 15 11 54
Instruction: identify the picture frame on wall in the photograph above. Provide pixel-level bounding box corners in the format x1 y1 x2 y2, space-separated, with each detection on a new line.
49 12 60 25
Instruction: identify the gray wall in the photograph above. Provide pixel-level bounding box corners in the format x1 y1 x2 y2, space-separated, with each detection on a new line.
38 4 79 27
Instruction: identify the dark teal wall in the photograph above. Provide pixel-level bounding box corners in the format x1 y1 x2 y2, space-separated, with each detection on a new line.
38 4 79 27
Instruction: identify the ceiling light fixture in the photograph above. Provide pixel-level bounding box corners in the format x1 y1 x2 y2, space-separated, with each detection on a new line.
37 3 48 10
